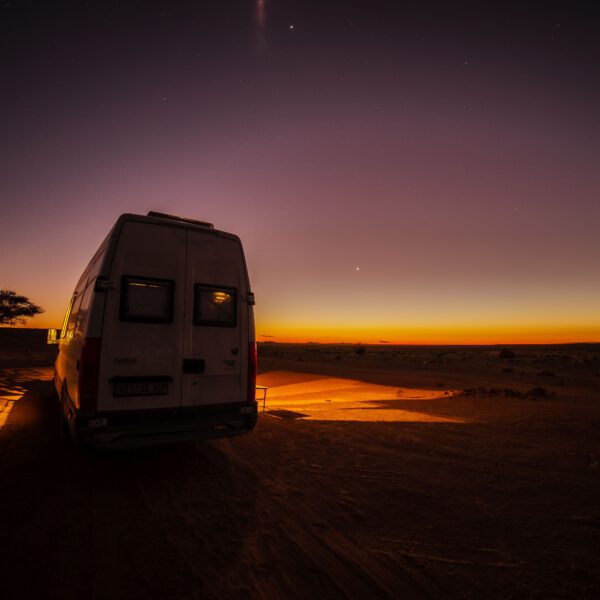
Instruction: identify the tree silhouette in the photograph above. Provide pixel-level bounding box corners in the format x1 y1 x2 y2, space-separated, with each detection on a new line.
0 289 43 325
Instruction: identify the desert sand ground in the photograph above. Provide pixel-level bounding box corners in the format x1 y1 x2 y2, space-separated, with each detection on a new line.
1 330 599 599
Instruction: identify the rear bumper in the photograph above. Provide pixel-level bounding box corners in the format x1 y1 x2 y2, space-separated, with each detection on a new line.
71 401 258 450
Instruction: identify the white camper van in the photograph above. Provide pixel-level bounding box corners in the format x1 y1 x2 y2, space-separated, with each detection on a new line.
50 212 258 449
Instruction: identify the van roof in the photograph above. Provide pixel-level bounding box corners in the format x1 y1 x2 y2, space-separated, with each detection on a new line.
114 212 241 242
146 211 214 229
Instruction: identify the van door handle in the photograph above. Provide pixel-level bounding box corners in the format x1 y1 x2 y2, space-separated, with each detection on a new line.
183 359 205 374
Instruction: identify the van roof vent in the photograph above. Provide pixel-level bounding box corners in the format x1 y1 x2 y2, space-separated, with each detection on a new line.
147 211 214 229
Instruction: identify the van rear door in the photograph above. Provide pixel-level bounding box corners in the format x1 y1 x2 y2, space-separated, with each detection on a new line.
97 221 186 413
181 231 246 410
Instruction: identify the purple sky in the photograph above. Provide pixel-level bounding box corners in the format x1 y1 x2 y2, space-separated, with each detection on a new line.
1 1 599 342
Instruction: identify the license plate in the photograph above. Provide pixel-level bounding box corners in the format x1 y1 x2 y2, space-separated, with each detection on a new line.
113 381 168 396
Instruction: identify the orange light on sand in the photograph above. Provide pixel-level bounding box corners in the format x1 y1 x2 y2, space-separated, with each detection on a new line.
0 368 54 429
0 400 17 428
0 387 24 429
257 371 465 423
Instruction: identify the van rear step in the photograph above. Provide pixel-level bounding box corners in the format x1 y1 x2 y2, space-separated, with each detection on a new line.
74 401 258 448
78 402 254 428
94 422 251 450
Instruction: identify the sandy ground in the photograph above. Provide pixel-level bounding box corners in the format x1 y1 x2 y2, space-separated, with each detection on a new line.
1 331 599 598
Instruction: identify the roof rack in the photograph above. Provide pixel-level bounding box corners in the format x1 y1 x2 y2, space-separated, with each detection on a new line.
147 211 214 229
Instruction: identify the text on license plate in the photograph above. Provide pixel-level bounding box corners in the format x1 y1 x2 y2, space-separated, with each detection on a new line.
113 382 169 396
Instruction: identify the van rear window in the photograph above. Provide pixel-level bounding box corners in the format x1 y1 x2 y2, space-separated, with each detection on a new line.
120 276 174 323
194 285 237 327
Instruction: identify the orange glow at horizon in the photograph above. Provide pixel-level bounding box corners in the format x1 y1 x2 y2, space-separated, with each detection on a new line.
256 322 600 345
14 310 600 346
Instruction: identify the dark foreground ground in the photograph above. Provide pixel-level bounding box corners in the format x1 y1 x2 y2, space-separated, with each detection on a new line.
1 331 599 598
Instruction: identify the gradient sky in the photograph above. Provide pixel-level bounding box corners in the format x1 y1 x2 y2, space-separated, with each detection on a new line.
1 1 599 343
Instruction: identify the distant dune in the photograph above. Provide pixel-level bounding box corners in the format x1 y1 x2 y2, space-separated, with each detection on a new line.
0 328 56 368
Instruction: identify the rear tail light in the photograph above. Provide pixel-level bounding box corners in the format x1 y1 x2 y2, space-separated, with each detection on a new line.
78 337 101 411
248 342 257 404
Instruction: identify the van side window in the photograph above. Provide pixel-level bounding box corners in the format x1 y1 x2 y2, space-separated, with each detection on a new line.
193 285 237 327
120 276 174 323
60 294 77 339
65 291 85 340
74 280 94 333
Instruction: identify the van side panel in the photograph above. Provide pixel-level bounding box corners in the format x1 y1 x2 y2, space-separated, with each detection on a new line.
96 221 186 412
54 236 110 407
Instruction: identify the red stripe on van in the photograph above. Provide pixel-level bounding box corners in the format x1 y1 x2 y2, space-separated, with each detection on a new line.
248 342 257 404
78 337 101 411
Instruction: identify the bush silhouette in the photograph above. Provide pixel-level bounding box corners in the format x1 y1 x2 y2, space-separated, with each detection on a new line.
0 289 43 325
526 386 550 398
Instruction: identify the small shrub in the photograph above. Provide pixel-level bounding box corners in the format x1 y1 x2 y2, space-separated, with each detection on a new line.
499 349 516 359
526 386 550 399
354 345 366 356
462 387 485 396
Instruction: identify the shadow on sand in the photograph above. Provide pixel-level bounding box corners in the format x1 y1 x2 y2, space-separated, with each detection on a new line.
0 374 259 599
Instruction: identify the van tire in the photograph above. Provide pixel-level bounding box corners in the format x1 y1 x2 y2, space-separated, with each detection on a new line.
247 411 258 431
